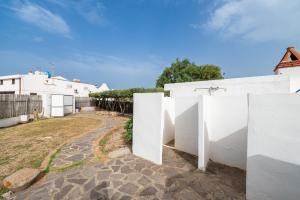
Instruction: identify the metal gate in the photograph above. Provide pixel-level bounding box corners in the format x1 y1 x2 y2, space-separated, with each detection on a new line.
63 95 73 115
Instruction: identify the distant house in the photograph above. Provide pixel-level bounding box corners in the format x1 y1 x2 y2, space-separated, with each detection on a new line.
0 71 109 117
0 71 109 97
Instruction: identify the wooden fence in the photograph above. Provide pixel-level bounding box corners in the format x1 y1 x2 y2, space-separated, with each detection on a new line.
75 97 96 108
0 94 43 119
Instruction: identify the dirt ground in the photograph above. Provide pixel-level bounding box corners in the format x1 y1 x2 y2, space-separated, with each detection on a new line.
98 117 131 160
0 112 106 178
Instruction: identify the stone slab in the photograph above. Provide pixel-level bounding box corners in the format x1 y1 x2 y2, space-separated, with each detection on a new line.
108 147 131 159
3 168 41 192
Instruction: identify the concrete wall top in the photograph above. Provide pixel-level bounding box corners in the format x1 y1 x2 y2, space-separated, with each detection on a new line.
164 74 291 97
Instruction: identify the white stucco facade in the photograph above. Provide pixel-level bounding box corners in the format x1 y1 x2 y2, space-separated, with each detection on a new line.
0 71 109 117
0 71 109 97
247 94 300 200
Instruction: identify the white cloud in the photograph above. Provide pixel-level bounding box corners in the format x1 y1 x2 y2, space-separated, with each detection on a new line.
207 0 300 42
47 0 106 25
75 0 106 24
12 2 70 36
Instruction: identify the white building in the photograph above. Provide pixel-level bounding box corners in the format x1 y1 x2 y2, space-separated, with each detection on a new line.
0 71 109 117
0 71 109 97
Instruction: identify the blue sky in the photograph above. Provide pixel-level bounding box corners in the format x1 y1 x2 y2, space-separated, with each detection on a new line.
0 0 299 89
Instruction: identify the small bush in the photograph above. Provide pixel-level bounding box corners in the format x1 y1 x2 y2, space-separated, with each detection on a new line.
124 117 133 144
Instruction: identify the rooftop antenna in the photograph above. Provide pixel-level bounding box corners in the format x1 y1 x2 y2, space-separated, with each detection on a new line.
50 62 56 76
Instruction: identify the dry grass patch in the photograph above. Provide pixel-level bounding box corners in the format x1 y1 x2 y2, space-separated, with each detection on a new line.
0 113 104 177
97 117 130 161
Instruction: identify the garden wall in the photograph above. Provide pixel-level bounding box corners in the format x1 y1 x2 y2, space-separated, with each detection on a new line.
198 95 209 170
132 93 164 164
247 94 300 200
206 95 248 170
163 97 174 144
0 116 22 128
174 97 199 156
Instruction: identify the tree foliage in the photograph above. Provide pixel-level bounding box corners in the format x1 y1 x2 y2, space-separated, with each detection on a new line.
156 59 224 88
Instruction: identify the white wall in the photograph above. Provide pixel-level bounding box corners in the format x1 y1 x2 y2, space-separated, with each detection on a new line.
163 97 175 144
247 94 300 200
22 74 97 97
0 116 21 128
165 74 291 98
133 93 164 165
198 95 209 170
0 77 21 94
206 95 248 170
174 97 199 156
276 65 300 75
289 71 300 93
42 94 51 117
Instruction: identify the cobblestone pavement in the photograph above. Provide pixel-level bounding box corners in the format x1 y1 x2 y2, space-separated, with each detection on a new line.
51 117 117 169
14 146 246 200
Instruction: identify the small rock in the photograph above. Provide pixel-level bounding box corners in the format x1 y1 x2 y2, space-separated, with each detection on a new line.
108 147 131 159
3 168 41 192
1 191 15 200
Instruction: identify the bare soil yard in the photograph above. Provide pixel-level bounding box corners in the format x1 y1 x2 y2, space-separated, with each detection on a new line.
0 113 105 178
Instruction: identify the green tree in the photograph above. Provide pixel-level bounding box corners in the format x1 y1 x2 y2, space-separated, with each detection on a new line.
156 59 224 88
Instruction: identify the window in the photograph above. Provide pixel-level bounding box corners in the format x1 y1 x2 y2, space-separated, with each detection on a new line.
74 89 78 94
12 79 15 85
0 80 3 85
0 91 15 94
30 93 37 96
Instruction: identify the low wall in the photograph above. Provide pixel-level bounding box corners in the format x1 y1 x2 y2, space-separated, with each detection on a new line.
247 94 300 200
0 116 21 128
80 106 96 112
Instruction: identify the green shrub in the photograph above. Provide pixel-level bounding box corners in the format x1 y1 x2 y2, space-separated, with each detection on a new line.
124 117 133 144
90 87 169 99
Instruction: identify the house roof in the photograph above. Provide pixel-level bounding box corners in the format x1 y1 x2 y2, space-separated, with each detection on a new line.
274 47 300 72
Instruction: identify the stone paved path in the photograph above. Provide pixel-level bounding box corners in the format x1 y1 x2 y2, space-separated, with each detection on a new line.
14 146 246 200
51 118 117 169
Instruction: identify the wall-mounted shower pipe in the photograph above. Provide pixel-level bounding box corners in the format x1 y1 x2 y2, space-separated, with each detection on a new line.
194 86 227 95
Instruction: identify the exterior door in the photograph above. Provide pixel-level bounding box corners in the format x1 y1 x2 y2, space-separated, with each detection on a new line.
51 95 64 117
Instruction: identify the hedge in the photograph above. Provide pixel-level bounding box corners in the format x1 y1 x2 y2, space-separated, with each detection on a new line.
90 88 169 114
